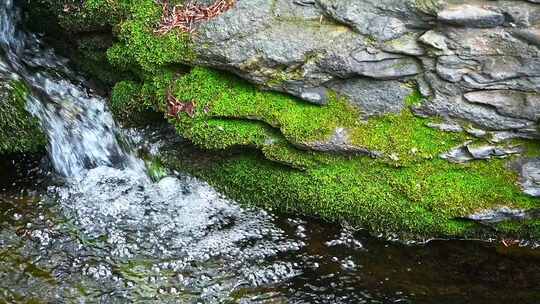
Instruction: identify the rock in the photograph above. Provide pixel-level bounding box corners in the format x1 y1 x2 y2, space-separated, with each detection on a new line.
328 78 412 117
520 158 540 197
440 144 475 163
440 142 523 163
419 30 448 51
381 33 425 56
464 91 540 121
437 4 505 28
467 145 523 160
466 207 530 223
298 127 374 155
427 121 463 133
316 0 415 41
513 27 540 47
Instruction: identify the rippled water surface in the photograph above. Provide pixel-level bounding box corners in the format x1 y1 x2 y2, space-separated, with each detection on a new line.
2 157 540 303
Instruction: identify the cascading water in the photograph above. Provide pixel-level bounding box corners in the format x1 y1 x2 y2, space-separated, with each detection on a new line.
1 0 140 177
2 1 540 303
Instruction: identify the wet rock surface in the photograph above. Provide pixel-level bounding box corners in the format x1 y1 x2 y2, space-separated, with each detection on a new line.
191 0 540 138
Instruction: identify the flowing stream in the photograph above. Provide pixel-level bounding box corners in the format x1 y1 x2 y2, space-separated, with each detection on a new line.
1 1 540 303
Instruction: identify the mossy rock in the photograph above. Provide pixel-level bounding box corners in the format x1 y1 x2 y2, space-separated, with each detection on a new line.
111 64 539 240
0 80 46 154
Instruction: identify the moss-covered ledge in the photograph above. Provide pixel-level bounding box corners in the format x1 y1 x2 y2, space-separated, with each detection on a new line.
0 80 46 155
118 66 540 240
157 140 540 241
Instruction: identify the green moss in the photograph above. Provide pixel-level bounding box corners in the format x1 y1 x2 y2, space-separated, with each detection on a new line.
168 67 358 142
163 146 539 240
349 108 469 165
0 81 46 154
404 87 423 107
154 67 467 166
494 219 540 240
110 81 154 121
106 0 195 73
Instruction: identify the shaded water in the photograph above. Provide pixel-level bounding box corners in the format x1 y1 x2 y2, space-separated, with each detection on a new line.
2 162 540 303
1 1 540 303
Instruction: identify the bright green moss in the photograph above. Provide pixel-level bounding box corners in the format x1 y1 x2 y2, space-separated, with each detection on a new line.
110 81 154 119
168 67 359 141
404 87 423 107
0 81 46 154
164 147 539 240
107 0 195 73
349 109 469 165
161 67 468 166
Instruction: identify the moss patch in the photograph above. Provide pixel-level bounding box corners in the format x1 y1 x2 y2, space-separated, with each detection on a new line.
106 0 195 74
162 145 539 240
0 81 46 154
124 67 467 166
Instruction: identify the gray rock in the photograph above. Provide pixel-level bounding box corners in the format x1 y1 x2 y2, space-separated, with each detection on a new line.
466 207 530 223
440 144 475 163
419 30 448 51
440 142 523 163
520 158 540 197
437 4 505 28
464 91 540 121
297 127 375 155
186 0 540 150
467 145 523 160
329 77 412 117
513 27 540 47
427 121 464 133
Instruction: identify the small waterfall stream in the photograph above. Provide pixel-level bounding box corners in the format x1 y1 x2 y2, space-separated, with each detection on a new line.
1 0 140 177
1 1 540 303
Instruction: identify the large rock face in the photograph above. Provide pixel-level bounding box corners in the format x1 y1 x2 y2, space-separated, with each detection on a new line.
192 0 540 136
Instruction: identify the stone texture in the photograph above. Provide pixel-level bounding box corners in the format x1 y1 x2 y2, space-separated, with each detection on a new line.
189 0 539 142
437 5 505 28
441 142 524 163
520 158 540 197
466 207 531 223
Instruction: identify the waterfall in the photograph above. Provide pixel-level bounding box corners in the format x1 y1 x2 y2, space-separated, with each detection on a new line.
0 0 142 177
